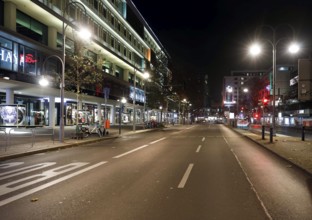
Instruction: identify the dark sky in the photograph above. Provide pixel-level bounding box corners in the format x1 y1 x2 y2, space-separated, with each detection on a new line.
131 0 312 103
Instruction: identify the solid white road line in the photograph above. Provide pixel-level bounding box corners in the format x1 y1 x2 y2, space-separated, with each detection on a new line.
178 163 194 188
223 137 273 220
0 161 107 207
196 145 202 153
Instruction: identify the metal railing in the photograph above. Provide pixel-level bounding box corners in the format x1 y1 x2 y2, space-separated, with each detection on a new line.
0 127 55 151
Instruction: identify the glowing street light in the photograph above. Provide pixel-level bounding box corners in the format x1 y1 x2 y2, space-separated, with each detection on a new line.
248 25 300 142
143 72 149 127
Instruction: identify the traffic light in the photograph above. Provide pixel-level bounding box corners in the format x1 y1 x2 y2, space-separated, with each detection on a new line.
262 98 269 106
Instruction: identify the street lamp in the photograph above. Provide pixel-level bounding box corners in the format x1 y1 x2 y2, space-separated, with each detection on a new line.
249 25 300 142
119 97 127 135
181 98 187 125
143 72 150 127
236 87 248 117
159 106 163 123
61 1 90 141
40 55 65 142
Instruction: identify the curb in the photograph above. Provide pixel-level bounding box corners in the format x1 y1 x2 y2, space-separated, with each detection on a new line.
0 135 118 161
0 127 160 161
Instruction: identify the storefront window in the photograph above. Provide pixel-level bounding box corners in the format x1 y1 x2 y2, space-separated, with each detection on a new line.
19 46 38 75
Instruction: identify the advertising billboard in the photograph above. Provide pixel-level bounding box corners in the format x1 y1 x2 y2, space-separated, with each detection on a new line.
0 105 26 126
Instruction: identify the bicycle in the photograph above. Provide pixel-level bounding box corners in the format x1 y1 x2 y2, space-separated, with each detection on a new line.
81 122 103 138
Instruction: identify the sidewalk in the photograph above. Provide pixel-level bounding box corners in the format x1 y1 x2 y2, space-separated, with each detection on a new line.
233 127 312 175
0 125 149 161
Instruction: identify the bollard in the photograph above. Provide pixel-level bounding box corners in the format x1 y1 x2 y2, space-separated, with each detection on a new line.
262 125 265 140
270 127 273 143
302 126 305 141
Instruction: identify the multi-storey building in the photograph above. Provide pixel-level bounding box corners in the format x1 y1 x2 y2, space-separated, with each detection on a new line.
223 66 301 124
223 70 266 113
0 0 171 127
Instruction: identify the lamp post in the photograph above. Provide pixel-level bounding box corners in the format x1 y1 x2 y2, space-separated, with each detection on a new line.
143 72 150 128
119 97 127 135
249 25 299 142
132 68 137 131
61 1 90 138
159 106 163 123
236 87 248 117
40 55 65 142
181 98 187 125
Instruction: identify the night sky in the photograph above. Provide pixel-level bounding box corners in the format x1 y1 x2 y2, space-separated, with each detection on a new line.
131 0 312 104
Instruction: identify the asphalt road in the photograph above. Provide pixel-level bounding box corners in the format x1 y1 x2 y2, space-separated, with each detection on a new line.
1 124 312 219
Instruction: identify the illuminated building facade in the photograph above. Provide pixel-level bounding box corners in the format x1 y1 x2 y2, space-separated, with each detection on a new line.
0 0 170 126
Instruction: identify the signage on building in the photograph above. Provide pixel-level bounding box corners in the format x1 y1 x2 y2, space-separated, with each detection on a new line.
0 105 26 126
0 48 37 65
130 86 145 103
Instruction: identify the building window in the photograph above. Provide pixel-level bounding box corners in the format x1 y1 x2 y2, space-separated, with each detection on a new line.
16 10 48 45
117 41 121 52
129 51 132 60
100 4 107 18
19 45 38 76
111 15 115 26
117 22 121 32
99 28 107 42
85 50 97 63
111 36 115 48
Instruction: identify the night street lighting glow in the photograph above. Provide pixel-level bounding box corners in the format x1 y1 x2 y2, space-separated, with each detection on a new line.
289 43 300 53
78 28 92 40
39 77 49 87
249 43 261 56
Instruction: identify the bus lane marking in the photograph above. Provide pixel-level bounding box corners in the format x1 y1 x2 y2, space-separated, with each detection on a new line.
0 161 107 207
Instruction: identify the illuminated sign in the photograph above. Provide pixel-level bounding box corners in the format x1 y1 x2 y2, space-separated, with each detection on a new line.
0 105 26 126
0 48 37 65
0 48 18 64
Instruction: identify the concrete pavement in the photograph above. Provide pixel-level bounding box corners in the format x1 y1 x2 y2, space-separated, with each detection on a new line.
1 124 312 177
0 125 148 161
233 127 312 175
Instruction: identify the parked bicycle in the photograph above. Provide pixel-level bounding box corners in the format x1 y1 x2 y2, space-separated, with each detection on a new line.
79 122 103 138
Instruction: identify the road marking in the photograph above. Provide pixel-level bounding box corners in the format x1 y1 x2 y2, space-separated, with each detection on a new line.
0 161 107 207
113 145 149 159
113 137 167 159
149 137 166 145
186 126 195 130
223 137 273 220
0 162 24 169
0 162 90 196
196 145 202 153
0 162 56 180
178 163 194 188
202 137 205 142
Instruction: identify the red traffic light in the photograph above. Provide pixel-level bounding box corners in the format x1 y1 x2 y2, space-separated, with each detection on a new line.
263 98 269 105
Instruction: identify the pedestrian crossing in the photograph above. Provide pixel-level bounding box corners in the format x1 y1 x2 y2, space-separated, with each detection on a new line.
0 161 106 207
